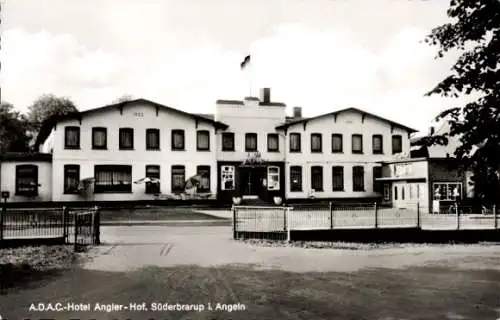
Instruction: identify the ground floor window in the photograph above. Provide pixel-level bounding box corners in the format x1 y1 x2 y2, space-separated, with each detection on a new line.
94 165 132 193
311 166 323 192
383 183 390 200
353 166 365 191
290 166 302 192
267 166 280 190
221 165 235 190
433 182 462 200
171 165 186 193
332 166 344 191
64 165 80 194
145 165 160 194
197 166 211 192
15 165 39 196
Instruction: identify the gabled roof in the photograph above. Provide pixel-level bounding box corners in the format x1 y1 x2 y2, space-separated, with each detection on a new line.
275 107 418 132
34 98 229 147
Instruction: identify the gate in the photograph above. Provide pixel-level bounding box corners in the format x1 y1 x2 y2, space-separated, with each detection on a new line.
68 207 100 252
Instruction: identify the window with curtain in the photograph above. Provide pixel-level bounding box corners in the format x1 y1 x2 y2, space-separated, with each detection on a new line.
146 129 160 150
352 134 363 153
92 127 107 149
64 165 80 194
197 130 210 151
15 165 38 196
94 165 132 193
171 165 185 193
353 166 365 191
372 134 383 154
290 166 302 192
267 134 279 152
267 166 280 190
392 135 403 154
290 133 301 152
222 132 235 151
331 134 343 153
311 166 323 192
311 133 322 153
197 166 211 192
384 184 391 200
221 165 235 190
119 128 134 149
64 126 80 149
172 130 185 150
373 166 382 193
245 133 257 151
332 166 344 191
145 165 160 194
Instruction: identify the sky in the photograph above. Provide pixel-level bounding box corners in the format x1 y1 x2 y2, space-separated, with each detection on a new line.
0 0 467 133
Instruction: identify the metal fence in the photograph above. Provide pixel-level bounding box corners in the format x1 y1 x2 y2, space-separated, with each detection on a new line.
0 206 101 251
232 203 499 240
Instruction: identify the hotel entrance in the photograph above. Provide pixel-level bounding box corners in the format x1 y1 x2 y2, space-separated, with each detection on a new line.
239 166 266 199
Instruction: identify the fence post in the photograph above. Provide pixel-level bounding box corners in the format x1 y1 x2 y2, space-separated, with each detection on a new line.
232 206 237 240
0 205 4 241
493 204 497 230
283 206 287 233
374 202 378 229
74 209 78 252
416 202 421 228
285 207 291 242
455 202 460 230
329 201 334 229
94 206 100 245
62 206 68 242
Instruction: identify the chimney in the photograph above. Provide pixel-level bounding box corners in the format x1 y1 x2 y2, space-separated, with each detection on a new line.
293 107 302 118
260 88 271 104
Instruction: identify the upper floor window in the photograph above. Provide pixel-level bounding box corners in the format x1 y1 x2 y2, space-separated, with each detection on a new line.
392 135 403 154
352 134 363 154
64 164 80 194
289 133 301 152
145 165 160 194
290 166 302 192
172 129 185 150
353 166 365 191
197 166 211 193
197 130 210 151
311 133 322 153
222 132 235 151
311 166 323 192
146 129 160 150
119 128 134 150
372 134 383 154
245 133 257 152
267 134 279 152
331 134 343 153
332 166 344 191
64 126 80 149
15 165 39 196
92 127 107 150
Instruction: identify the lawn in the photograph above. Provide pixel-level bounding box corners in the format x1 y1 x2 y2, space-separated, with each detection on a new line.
99 206 227 221
0 263 499 319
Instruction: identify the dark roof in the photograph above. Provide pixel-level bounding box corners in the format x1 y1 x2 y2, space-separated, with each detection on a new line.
216 99 286 107
194 113 215 121
275 107 418 132
35 99 229 147
0 152 52 162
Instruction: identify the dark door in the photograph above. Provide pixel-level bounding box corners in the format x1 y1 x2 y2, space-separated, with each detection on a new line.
240 167 264 196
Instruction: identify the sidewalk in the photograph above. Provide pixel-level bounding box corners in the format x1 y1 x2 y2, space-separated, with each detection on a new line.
193 209 233 219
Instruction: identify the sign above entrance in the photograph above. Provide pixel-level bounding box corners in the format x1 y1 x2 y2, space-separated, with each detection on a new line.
241 152 267 167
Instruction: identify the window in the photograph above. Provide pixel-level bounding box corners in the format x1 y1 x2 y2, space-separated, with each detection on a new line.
433 182 462 200
290 166 302 192
171 165 185 193
267 134 279 152
197 130 210 151
394 186 399 200
94 165 132 193
245 133 257 151
332 166 344 191
290 133 301 152
221 165 235 190
267 166 280 190
416 184 420 199
384 184 391 200
222 132 235 151
15 165 38 196
331 134 343 153
352 166 365 191
172 130 185 150
64 165 80 194
92 127 107 149
352 134 363 153
146 129 160 150
373 166 382 193
145 165 160 194
64 126 80 149
311 166 323 192
119 128 134 150
197 166 211 193
402 186 405 200
392 135 403 154
311 133 322 153
372 135 383 154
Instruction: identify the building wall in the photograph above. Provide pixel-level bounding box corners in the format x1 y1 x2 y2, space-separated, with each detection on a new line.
0 161 52 202
282 110 412 199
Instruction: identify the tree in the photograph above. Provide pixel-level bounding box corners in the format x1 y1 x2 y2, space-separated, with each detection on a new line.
424 0 500 204
0 101 31 154
111 94 135 104
27 94 78 139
